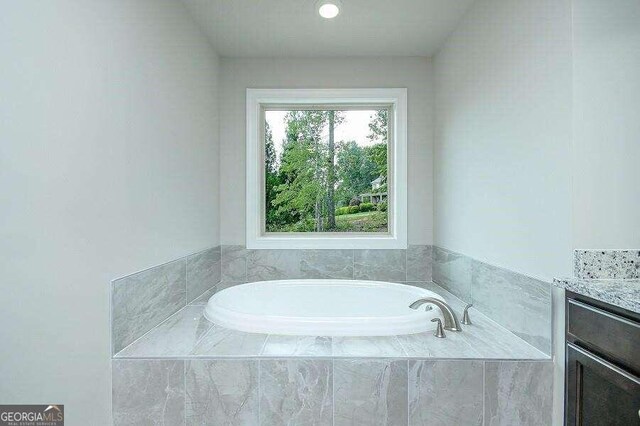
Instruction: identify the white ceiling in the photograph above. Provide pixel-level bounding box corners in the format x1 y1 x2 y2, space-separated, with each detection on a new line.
182 0 476 58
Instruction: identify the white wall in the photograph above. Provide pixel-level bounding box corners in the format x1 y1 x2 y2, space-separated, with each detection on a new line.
572 0 640 249
433 0 573 281
432 1 573 425
0 1 220 424
219 57 434 245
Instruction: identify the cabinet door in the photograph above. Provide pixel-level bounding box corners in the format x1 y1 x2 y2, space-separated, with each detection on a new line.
567 343 640 425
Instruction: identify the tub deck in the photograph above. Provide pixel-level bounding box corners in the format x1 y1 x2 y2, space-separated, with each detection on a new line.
114 282 548 360
112 281 553 425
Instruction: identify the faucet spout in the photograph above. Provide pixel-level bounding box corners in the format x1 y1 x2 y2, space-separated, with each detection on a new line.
409 298 462 332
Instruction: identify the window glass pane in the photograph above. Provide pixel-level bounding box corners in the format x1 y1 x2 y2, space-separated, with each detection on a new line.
264 109 389 233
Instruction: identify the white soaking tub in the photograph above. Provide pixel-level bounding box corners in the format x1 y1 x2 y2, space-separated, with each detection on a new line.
203 279 444 336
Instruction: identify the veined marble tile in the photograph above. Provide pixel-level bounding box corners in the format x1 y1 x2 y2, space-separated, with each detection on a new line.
112 259 186 353
188 280 246 306
334 359 408 426
396 330 482 358
189 286 217 305
186 246 221 303
408 360 483 426
112 359 184 426
261 335 332 357
471 261 551 354
260 359 333 425
484 361 553 426
332 336 406 357
353 249 407 282
191 325 267 357
574 249 640 279
300 249 354 279
116 306 212 357
221 245 248 283
407 245 432 282
185 360 258 425
247 249 302 281
432 246 472 302
452 309 548 360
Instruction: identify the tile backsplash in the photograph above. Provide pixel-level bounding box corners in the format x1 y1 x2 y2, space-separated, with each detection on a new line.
111 244 551 356
432 246 552 355
111 246 220 354
221 245 432 285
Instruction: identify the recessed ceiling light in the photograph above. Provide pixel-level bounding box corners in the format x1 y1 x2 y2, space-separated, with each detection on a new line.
316 0 341 19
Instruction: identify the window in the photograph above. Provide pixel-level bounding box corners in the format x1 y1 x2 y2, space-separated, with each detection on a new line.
246 89 407 249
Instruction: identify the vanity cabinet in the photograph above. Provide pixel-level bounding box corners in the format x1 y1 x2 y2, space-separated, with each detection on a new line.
565 292 640 425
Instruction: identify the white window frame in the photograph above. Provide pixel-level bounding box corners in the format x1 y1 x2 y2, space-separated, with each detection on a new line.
246 88 407 249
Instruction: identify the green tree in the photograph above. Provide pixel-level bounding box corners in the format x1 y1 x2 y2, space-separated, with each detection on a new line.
265 121 276 174
367 109 388 143
335 141 378 206
265 122 282 227
365 143 387 178
271 111 328 231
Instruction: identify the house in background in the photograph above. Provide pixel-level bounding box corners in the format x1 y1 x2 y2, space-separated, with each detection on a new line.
359 176 387 204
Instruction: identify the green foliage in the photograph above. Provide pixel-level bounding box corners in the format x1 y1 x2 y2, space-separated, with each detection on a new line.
265 109 388 233
366 143 387 178
359 202 375 212
335 210 388 232
265 121 276 174
377 201 388 212
367 109 388 144
335 206 350 216
347 205 360 214
335 141 378 206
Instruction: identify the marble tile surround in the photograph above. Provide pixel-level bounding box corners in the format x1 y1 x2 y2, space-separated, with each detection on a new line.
484 361 554 426
574 249 640 279
432 246 552 355
185 359 259 425
221 244 432 284
334 359 408 426
409 360 483 426
112 358 554 426
114 282 548 360
111 246 221 354
111 245 555 424
112 359 184 425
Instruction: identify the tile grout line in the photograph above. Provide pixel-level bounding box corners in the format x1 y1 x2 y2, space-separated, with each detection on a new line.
111 245 220 283
258 334 270 356
189 323 217 355
185 257 189 304
257 358 261 424
406 358 410 426
332 357 336 426
482 360 486 425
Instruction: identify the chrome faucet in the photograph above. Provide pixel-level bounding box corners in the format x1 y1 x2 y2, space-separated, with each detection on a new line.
409 298 462 331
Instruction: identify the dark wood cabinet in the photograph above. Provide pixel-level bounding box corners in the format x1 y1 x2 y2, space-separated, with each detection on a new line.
565 292 640 425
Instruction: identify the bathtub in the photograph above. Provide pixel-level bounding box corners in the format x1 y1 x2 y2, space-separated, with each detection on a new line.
203 279 443 336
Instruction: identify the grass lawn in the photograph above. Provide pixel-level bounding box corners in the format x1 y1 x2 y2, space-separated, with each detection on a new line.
334 211 388 232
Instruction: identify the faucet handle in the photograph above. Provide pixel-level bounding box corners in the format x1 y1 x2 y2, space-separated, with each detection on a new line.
462 304 473 325
431 318 446 338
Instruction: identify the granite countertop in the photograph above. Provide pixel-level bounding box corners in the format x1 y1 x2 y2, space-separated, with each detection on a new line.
554 277 640 314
